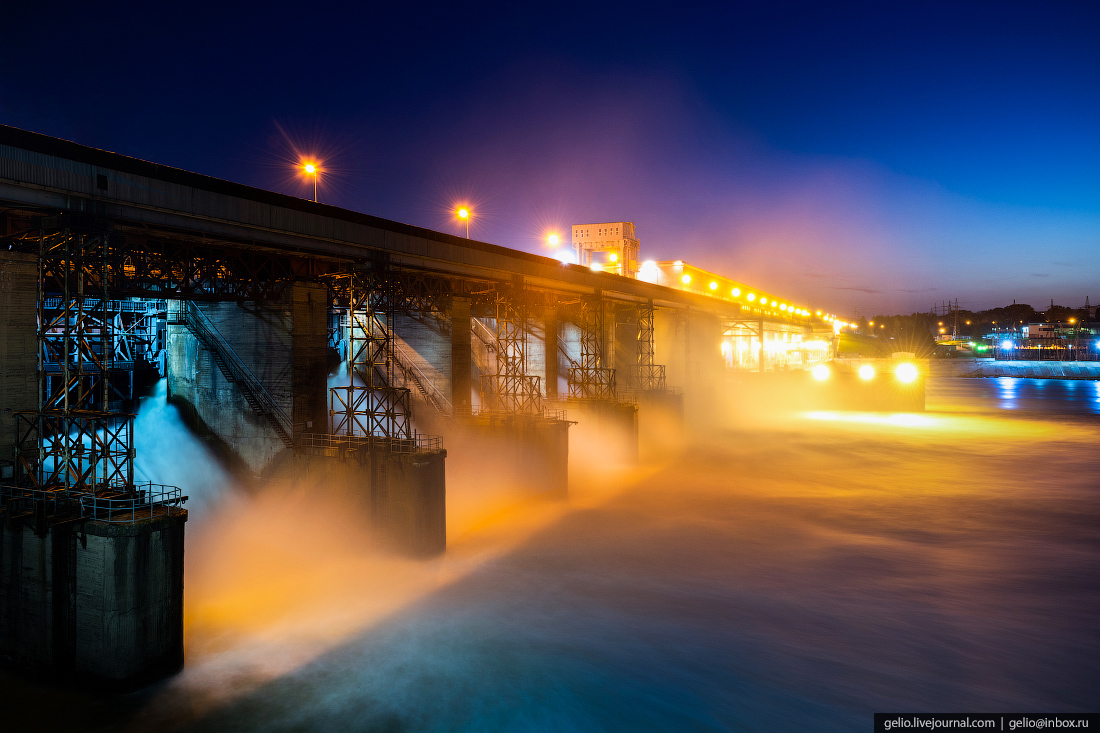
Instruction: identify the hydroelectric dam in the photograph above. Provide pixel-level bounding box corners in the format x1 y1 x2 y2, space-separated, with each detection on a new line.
0 125 836 684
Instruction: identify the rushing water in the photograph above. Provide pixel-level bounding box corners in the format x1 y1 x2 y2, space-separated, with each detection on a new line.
6 367 1099 731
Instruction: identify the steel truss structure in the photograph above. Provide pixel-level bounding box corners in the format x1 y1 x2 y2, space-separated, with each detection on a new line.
568 297 617 399
3 227 182 529
627 300 667 392
480 291 542 414
329 272 413 441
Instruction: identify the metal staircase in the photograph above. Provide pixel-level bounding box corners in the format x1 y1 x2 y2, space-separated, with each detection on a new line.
176 302 294 448
392 340 452 418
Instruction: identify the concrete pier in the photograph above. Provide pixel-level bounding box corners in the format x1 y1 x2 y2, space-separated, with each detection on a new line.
0 509 187 685
450 414 570 498
637 389 685 458
567 399 639 464
280 443 447 556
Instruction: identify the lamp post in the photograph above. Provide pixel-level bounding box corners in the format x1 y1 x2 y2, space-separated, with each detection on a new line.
303 163 318 202
457 207 470 238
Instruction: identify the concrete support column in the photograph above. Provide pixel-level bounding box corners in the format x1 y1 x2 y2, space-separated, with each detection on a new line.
598 297 613 371
758 320 765 373
451 296 472 415
544 306 558 400
0 252 37 473
291 283 330 436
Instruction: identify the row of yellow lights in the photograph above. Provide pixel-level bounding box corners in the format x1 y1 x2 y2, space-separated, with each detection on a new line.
675 265 857 327
680 271 813 316
437 204 862 328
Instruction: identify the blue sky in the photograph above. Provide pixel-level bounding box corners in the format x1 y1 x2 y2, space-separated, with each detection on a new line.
2 1 1097 314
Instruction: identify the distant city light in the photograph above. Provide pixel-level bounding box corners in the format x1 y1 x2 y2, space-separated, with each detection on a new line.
609 253 619 263
858 365 875 380
1002 340 1013 349
812 364 830 381
590 263 603 272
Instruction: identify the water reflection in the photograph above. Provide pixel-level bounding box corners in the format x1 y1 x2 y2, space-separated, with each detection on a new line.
936 374 1100 417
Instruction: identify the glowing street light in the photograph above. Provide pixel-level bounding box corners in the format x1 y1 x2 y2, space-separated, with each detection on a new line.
456 207 470 238
302 161 319 202
547 233 559 247
895 363 918 383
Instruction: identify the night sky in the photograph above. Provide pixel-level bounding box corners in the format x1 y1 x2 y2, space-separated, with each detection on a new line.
3 1 1097 315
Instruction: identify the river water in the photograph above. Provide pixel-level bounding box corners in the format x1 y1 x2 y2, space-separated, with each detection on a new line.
7 366 1099 731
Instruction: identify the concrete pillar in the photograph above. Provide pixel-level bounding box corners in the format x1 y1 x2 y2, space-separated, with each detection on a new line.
276 447 447 556
0 510 187 684
544 306 558 400
291 283 330 437
0 252 37 475
598 296 612 371
614 311 641 383
451 296 472 416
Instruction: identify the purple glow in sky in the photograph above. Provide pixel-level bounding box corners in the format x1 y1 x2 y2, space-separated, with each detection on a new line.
2 2 1096 315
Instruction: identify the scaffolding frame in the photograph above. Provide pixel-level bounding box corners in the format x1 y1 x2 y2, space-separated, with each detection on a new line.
568 296 616 399
629 300 667 391
11 230 137 494
480 291 542 414
328 272 413 440
3 228 180 528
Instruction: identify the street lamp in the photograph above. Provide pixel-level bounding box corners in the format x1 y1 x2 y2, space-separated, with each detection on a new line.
547 233 559 247
457 207 470 238
302 162 319 202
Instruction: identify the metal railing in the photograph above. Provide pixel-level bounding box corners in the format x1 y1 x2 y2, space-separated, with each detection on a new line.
472 318 498 352
298 431 444 455
2 481 186 524
393 340 452 417
177 302 294 446
992 344 1100 361
79 482 187 524
469 406 571 422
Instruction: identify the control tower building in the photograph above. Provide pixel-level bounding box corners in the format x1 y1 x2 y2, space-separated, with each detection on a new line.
571 221 640 278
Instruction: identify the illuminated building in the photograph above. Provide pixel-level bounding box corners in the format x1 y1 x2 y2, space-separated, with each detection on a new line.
571 221 640 277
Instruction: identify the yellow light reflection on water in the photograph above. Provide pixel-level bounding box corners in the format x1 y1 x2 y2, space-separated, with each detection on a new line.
805 411 938 428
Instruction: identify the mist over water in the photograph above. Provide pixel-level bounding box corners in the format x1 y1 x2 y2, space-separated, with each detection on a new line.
134 380 240 518
13 368 1097 731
